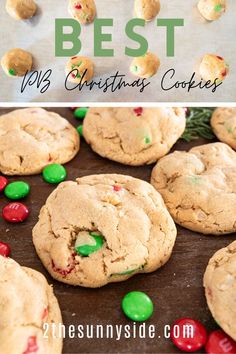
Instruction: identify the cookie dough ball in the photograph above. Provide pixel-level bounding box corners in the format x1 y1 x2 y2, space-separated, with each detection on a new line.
0 256 62 354
204 241 236 340
130 52 160 78
83 107 186 166
199 54 229 82
33 174 177 288
0 108 80 175
197 0 226 21
151 142 236 235
65 56 94 83
1 48 33 77
6 0 37 20
211 108 236 149
68 0 96 25
134 0 160 21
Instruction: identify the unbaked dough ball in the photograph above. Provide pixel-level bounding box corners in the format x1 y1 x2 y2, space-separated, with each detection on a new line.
68 0 96 25
134 0 160 21
130 52 160 79
5 0 37 20
65 56 94 84
197 0 226 21
199 54 229 82
1 48 33 77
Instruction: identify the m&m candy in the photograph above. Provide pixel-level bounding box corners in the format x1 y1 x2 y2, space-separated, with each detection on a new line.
122 291 154 322
0 176 8 192
0 241 11 257
75 231 104 256
2 202 30 223
74 107 88 119
170 318 207 352
42 164 67 184
4 181 30 200
205 330 236 354
77 125 83 137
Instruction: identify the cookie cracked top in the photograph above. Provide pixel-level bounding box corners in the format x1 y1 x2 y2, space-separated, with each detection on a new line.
151 142 236 235
211 108 236 149
0 108 80 175
83 107 186 166
204 241 236 341
33 174 177 287
0 256 62 354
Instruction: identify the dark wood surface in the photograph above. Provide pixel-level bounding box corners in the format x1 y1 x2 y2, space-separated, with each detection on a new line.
0 108 235 354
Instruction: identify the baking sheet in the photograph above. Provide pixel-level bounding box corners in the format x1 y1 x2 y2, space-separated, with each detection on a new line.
0 0 236 103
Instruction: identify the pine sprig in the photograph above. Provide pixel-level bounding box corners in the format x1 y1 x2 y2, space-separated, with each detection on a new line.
181 108 216 142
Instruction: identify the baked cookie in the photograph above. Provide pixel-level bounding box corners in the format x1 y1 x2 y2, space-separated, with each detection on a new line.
65 56 94 83
197 0 226 21
68 0 96 25
151 142 236 235
0 256 62 354
199 54 229 82
83 107 186 166
204 241 236 340
211 108 236 149
6 0 37 20
33 174 177 288
0 108 80 175
1 48 33 77
130 52 160 78
134 0 160 21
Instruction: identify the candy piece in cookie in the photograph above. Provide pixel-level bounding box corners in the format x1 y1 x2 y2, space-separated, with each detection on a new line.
199 54 229 82
83 107 186 166
204 241 236 341
0 108 80 175
32 174 177 288
0 256 62 353
5 0 37 20
68 0 96 25
1 48 33 77
65 56 94 83
197 0 226 21
211 108 236 150
134 0 160 21
151 142 236 235
130 52 160 78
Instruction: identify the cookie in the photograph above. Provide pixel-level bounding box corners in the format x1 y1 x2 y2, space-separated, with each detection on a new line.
32 174 177 288
83 107 186 166
151 142 236 235
6 0 37 20
0 256 62 353
211 108 236 149
1 48 33 77
65 56 94 83
0 108 80 175
197 0 226 21
130 52 160 78
204 241 236 340
68 0 96 25
134 0 160 21
199 54 229 82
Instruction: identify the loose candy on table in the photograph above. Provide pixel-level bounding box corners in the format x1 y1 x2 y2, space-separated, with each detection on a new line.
77 125 83 137
4 181 30 200
75 231 104 256
122 291 154 322
0 176 8 192
205 329 236 354
0 241 11 257
74 107 88 119
2 202 30 223
42 164 67 184
170 318 207 352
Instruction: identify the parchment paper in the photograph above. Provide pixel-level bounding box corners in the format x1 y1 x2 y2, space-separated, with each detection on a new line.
0 0 235 103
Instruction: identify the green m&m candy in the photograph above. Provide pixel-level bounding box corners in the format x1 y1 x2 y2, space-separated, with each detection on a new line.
4 181 30 200
42 164 67 184
75 231 104 256
122 291 154 322
77 125 83 137
74 107 88 119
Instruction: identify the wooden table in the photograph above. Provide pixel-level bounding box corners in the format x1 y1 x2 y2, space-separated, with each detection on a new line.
0 108 235 354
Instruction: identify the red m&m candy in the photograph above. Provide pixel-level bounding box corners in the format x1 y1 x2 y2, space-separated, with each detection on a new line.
2 202 29 223
0 241 11 257
206 330 236 354
0 176 8 192
23 336 39 354
170 318 207 352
